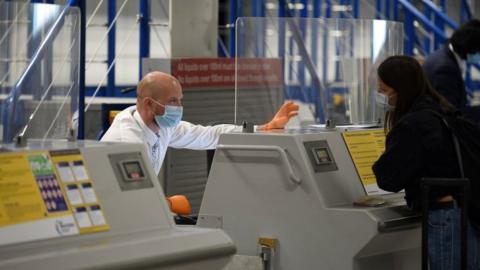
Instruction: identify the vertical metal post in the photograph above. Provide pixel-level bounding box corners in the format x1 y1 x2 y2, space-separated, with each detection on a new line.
77 0 86 140
375 0 382 19
229 0 237 57
252 0 260 16
460 0 472 23
29 2 43 99
312 0 320 65
278 0 286 101
393 0 399 21
107 0 116 96
260 0 266 57
439 0 446 10
311 0 320 120
385 0 391 19
322 0 331 87
422 2 431 54
287 0 296 83
352 0 359 18
404 9 414 55
45 0 54 101
139 0 149 80
278 0 286 58
434 0 445 50
298 0 307 90
252 0 266 57
325 0 332 17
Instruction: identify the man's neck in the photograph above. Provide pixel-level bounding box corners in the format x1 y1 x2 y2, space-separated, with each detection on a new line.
138 108 160 133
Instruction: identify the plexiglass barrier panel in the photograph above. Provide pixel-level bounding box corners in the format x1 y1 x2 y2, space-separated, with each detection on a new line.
0 2 80 143
235 17 403 126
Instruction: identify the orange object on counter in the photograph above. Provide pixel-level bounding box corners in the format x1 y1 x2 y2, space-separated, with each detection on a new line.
166 195 192 216
109 111 121 125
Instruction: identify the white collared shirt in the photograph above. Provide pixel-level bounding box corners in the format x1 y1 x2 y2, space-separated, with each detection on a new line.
101 106 240 174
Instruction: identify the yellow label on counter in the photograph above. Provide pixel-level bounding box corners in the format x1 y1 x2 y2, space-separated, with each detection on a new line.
342 130 386 194
0 151 71 227
0 149 109 246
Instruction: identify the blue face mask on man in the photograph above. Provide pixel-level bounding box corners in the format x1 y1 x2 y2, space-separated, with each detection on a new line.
467 53 480 65
151 99 183 128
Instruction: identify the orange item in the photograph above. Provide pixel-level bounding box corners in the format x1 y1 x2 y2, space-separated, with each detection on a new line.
166 195 192 215
108 110 121 125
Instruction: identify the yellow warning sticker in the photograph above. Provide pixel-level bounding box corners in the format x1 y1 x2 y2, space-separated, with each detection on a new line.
0 149 109 246
0 152 49 227
342 130 386 194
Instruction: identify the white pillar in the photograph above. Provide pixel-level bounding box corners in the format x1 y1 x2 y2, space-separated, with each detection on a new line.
169 0 218 57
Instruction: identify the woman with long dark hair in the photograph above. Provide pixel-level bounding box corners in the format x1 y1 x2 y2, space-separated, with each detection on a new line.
372 55 480 269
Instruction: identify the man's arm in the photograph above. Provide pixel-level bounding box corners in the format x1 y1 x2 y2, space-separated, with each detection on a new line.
169 101 299 149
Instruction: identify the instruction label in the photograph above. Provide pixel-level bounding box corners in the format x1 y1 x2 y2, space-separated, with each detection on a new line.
50 149 109 234
0 149 109 246
342 129 388 195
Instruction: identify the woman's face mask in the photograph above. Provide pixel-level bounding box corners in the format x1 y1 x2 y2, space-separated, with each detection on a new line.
376 92 395 110
376 78 396 110
150 99 183 128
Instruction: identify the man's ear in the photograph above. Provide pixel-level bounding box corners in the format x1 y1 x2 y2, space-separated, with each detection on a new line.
142 97 153 110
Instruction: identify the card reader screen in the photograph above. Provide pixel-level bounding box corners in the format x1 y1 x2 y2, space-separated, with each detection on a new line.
122 161 144 180
313 148 331 164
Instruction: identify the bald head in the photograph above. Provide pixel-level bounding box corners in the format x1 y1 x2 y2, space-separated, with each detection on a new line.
137 71 181 104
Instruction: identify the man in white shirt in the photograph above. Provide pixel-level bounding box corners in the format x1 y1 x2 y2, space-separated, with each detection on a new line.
101 71 299 175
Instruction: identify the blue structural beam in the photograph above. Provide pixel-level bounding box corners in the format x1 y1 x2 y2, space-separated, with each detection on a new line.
375 0 382 19
107 0 116 96
77 0 86 140
422 2 432 54
311 0 321 66
397 0 448 55
460 0 473 23
385 0 391 19
298 0 307 88
352 0 359 18
252 0 266 57
228 0 237 57
139 0 149 80
421 0 458 29
278 0 286 62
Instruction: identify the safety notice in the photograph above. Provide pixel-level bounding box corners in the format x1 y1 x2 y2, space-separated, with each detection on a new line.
342 130 387 195
0 150 109 246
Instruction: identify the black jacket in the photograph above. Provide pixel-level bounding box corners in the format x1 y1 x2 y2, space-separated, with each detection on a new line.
372 95 461 211
423 45 466 109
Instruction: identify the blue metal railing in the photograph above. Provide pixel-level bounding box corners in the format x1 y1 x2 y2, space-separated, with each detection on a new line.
139 0 150 80
390 0 479 93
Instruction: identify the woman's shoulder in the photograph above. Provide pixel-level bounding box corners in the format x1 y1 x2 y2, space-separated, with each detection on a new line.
401 96 447 125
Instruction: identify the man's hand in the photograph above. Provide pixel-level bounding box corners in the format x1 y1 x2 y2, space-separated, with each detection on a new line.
259 101 299 130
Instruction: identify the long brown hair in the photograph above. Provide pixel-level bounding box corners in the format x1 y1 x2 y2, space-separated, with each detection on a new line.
377 56 454 131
